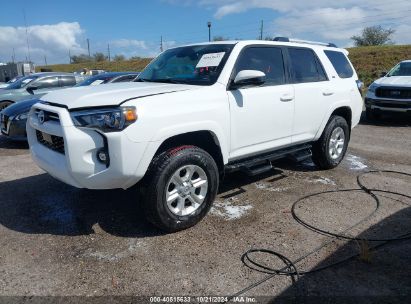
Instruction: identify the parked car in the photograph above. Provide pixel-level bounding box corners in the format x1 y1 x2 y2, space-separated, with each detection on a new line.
0 76 24 89
365 60 411 119
75 72 139 86
27 39 362 232
0 72 82 111
1 72 139 141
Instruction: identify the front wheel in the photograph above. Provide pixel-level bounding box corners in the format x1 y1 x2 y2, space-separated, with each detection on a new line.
0 101 12 111
312 115 350 170
140 146 219 232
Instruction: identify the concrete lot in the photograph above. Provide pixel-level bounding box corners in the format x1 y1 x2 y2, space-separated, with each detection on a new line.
0 113 410 302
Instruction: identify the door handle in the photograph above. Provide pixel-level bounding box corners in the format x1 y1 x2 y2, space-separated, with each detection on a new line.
323 91 334 96
280 94 294 102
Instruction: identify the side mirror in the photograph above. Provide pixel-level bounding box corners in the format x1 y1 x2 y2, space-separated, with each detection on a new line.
380 71 387 78
231 70 266 89
26 85 38 94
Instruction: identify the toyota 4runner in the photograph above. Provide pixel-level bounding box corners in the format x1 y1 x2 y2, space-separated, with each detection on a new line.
27 39 363 232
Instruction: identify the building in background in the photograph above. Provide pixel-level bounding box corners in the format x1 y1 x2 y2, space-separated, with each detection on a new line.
0 62 35 82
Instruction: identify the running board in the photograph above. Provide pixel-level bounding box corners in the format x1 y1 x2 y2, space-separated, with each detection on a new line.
225 144 312 175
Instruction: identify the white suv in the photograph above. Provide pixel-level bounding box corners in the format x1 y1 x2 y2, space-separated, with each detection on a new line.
365 60 411 119
27 39 363 231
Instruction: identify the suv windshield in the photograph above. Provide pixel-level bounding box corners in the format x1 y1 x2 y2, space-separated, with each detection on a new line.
387 62 411 77
5 75 38 90
137 44 234 85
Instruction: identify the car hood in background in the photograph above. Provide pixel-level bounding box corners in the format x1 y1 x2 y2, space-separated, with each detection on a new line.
1 98 39 116
41 82 199 109
375 76 411 87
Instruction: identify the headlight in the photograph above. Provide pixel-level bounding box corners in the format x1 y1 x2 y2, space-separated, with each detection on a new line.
14 112 29 121
70 106 137 132
368 83 378 93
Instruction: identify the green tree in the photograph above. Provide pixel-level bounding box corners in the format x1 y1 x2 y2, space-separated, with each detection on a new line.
93 52 107 62
351 26 395 46
113 54 126 62
70 54 91 64
213 36 229 41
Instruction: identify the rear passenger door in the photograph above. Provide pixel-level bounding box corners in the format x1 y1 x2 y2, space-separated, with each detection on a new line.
228 46 294 159
286 47 332 144
59 75 76 88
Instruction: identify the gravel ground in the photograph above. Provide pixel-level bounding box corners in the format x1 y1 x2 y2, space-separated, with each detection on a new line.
0 113 410 303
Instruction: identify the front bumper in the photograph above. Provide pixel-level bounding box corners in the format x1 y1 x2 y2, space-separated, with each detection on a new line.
27 103 148 190
365 94 411 113
0 113 27 140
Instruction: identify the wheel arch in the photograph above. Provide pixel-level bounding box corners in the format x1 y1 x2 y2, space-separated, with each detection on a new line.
315 105 352 140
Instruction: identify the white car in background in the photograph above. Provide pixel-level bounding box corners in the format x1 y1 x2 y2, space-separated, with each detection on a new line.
365 60 411 119
27 39 363 232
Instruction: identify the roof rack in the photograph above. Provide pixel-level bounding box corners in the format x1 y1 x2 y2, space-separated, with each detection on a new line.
273 37 337 48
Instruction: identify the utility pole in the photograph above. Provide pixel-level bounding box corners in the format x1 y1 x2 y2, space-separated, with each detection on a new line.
260 20 264 40
160 36 163 52
87 38 91 58
69 49 71 64
12 48 16 63
23 9 31 62
107 43 111 62
207 21 212 42
44 55 47 66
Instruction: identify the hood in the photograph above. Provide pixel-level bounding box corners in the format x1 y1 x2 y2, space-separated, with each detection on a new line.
2 98 39 116
41 82 197 109
375 76 411 87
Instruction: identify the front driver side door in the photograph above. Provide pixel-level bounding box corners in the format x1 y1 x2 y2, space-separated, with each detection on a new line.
227 46 294 160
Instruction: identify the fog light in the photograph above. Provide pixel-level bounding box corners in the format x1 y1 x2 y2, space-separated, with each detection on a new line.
97 149 109 164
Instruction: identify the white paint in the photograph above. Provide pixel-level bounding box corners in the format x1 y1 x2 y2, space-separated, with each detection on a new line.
210 198 253 220
346 154 368 170
81 239 143 262
310 177 336 185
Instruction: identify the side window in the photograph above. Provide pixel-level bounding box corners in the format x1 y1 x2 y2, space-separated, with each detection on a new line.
288 48 327 83
60 76 76 87
234 47 286 85
324 50 354 78
34 76 59 89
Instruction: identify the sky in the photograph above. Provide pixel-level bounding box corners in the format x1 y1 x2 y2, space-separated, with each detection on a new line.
0 0 410 64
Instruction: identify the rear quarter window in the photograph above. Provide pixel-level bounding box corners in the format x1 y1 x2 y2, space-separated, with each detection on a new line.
324 50 354 78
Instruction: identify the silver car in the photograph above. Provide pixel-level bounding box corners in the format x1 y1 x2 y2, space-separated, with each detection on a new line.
0 72 82 110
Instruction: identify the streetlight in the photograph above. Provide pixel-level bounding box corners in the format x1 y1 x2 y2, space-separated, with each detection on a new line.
207 21 212 42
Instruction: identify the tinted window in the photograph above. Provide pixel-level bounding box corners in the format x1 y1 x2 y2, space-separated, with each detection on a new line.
234 47 285 85
60 76 76 87
34 76 59 89
288 48 327 83
324 50 354 78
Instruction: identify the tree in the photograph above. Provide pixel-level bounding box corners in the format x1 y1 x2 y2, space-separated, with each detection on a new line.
130 56 142 60
351 25 395 46
113 54 126 62
70 54 92 64
93 52 107 62
213 36 229 41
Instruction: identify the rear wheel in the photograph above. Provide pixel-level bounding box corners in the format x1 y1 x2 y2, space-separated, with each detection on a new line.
140 146 219 232
312 115 349 170
0 101 12 111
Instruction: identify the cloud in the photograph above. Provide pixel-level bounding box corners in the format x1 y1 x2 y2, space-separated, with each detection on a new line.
110 39 147 49
168 0 411 46
0 22 85 64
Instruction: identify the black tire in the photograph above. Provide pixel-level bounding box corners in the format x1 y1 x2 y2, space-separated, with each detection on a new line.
312 115 350 170
365 108 381 121
0 101 12 111
140 145 219 232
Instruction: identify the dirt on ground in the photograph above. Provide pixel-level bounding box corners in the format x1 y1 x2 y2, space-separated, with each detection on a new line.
0 113 410 303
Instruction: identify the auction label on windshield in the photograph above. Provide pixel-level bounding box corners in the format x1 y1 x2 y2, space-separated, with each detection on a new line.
196 52 225 68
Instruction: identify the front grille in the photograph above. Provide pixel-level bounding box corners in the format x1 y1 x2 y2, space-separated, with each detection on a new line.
36 130 65 154
376 87 411 99
1 114 9 133
375 101 410 109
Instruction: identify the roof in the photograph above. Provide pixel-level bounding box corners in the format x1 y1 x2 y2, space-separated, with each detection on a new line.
30 72 74 77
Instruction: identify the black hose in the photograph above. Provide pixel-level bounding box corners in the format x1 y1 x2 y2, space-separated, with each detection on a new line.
227 170 411 301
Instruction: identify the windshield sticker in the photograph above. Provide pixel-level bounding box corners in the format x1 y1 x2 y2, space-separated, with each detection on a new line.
196 52 226 68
